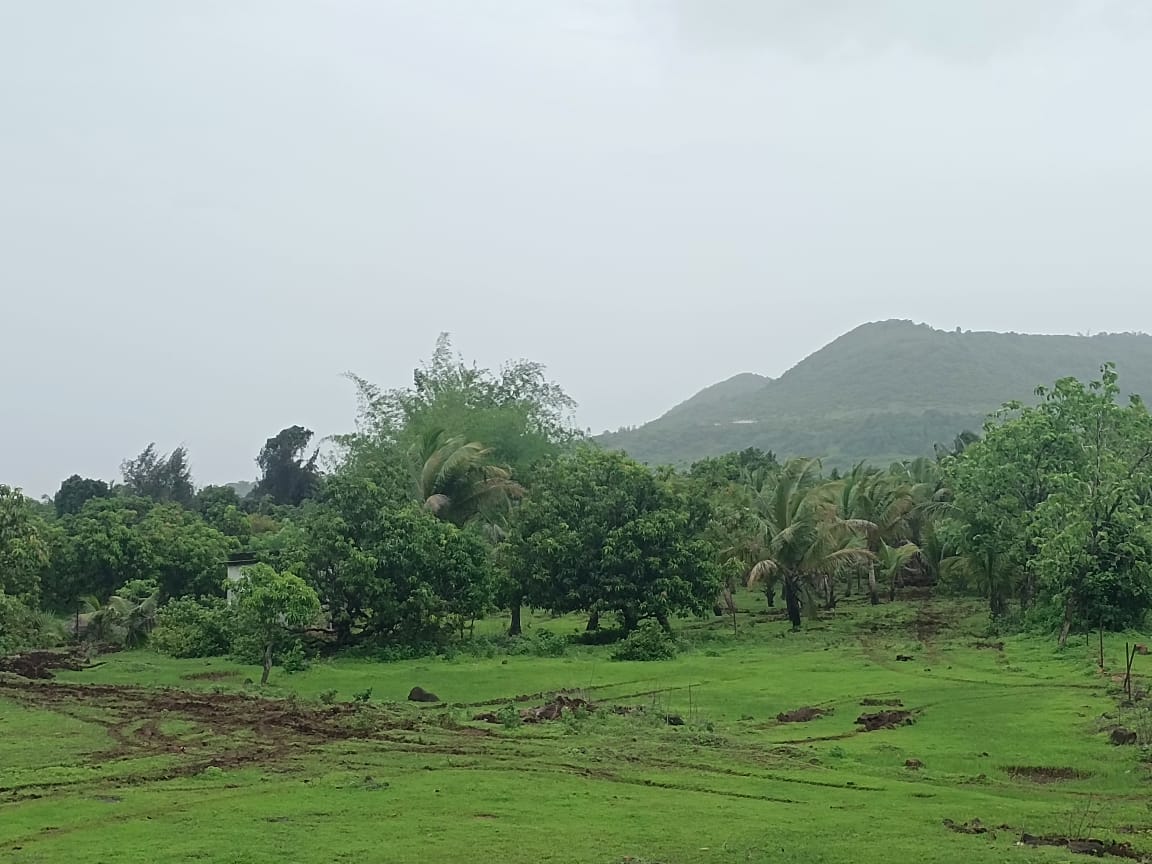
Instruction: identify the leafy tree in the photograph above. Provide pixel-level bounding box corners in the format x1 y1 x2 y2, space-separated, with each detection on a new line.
506 448 722 634
44 496 154 609
195 485 252 542
950 365 1152 640
744 459 872 629
138 504 236 598
253 426 321 506
303 473 497 645
45 497 233 611
120 444 195 507
0 486 51 606
231 563 320 685
690 447 778 490
341 333 579 480
54 475 112 517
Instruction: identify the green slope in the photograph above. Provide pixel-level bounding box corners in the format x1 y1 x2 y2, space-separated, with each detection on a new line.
597 320 1152 467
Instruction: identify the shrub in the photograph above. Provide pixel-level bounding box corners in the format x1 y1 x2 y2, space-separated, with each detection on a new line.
151 597 234 659
0 593 58 655
279 640 310 673
351 688 373 703
318 689 338 705
497 703 521 729
610 620 678 662
526 630 569 657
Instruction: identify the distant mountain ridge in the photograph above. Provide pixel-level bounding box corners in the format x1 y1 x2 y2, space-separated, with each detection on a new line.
596 320 1152 468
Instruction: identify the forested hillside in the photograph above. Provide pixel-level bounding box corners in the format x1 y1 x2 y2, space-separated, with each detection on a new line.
596 320 1152 467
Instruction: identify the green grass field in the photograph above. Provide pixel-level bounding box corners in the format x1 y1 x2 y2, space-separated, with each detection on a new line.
2 599 1151 863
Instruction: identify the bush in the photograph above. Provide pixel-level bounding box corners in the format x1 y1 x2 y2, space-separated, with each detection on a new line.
611 620 678 662
0 593 58 655
279 640 310 673
151 597 234 659
526 630 569 657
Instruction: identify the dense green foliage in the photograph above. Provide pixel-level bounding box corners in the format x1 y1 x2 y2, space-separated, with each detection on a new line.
506 447 723 632
150 596 235 658
4 336 1152 673
949 365 1152 639
0 485 49 605
252 425 321 506
598 320 1152 467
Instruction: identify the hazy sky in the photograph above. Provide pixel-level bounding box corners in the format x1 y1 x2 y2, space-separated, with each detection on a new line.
4 1 1152 496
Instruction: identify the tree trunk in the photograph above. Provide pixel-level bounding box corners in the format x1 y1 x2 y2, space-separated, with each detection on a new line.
508 603 522 637
586 610 600 632
260 642 273 686
764 584 775 608
622 609 638 633
823 575 836 610
655 611 672 634
868 565 880 606
783 576 802 630
1056 598 1074 649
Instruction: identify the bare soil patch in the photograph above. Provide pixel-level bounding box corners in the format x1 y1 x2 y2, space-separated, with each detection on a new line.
0 678 417 782
855 710 915 731
0 650 89 680
1021 834 1142 859
971 641 1005 651
1004 765 1090 783
179 670 240 682
776 707 831 723
860 698 903 707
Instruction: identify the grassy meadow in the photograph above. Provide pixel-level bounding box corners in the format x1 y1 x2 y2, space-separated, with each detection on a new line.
2 597 1151 864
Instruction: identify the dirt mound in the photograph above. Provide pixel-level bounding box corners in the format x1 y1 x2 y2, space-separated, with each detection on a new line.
943 819 1012 836
855 710 915 731
1005 765 1090 783
776 707 831 723
472 694 626 725
0 650 88 680
860 697 903 707
180 671 240 681
1110 728 1138 746
971 641 1005 651
1021 834 1141 859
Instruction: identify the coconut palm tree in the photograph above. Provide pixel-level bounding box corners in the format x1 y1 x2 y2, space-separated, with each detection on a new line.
409 428 524 527
834 465 916 603
744 459 873 629
82 589 159 648
875 540 921 601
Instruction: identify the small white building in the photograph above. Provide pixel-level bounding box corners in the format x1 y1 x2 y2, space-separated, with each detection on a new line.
224 551 259 604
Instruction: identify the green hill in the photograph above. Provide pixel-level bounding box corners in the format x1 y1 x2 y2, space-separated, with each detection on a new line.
596 320 1152 468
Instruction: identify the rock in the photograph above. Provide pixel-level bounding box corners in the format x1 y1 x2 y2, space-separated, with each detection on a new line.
1110 727 1138 746
904 759 923 770
408 686 440 703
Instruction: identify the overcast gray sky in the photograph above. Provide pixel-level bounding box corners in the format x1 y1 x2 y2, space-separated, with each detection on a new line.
3 1 1151 496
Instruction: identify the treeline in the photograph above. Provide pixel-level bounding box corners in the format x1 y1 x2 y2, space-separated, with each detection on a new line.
4 340 1152 669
